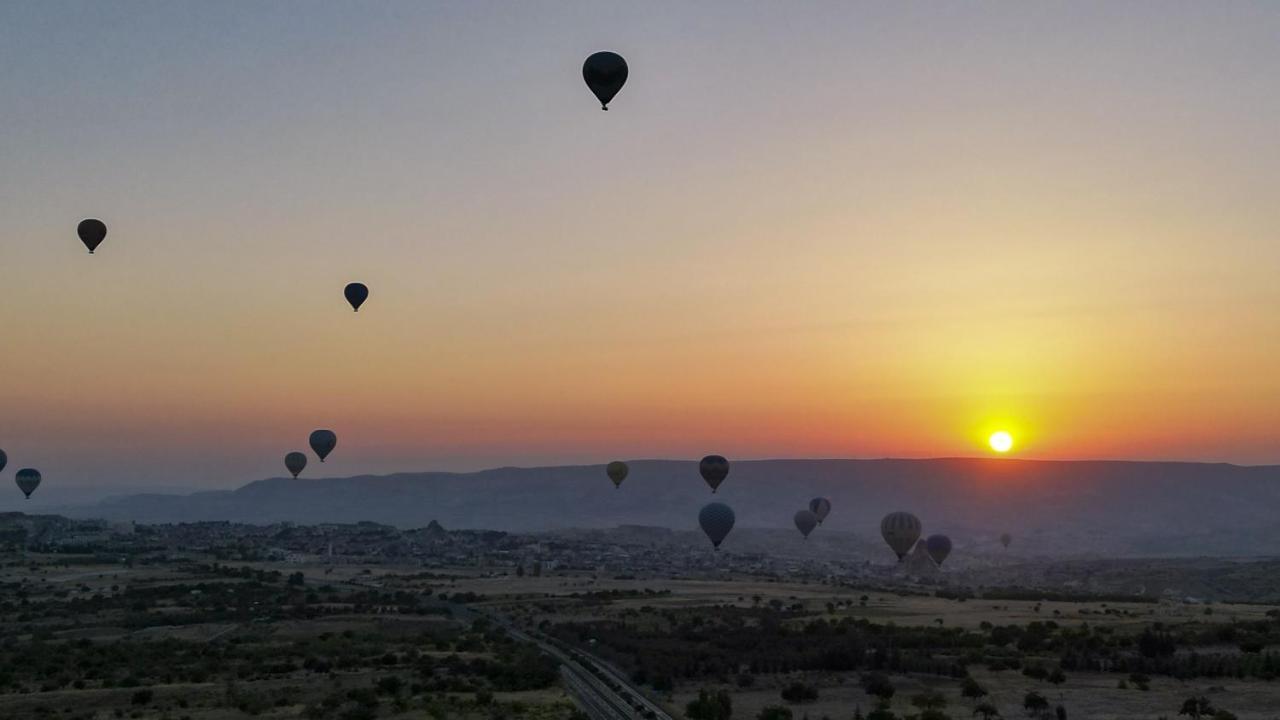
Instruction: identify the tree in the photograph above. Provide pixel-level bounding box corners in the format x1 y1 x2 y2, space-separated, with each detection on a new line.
758 707 793 720
961 677 989 703
1047 668 1066 686
1054 707 1067 720
686 689 733 720
1178 697 1214 720
781 682 819 704
972 703 1001 720
1023 692 1049 718
861 673 895 702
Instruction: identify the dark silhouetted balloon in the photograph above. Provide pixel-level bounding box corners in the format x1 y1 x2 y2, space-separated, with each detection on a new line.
880 511 922 561
583 51 628 110
606 461 628 489
1000 532 1012 549
699 502 735 549
0 449 6 475
78 219 107 254
699 455 729 493
794 509 817 539
285 452 308 478
309 430 337 462
809 497 831 524
15 468 41 499
926 534 952 566
344 283 369 312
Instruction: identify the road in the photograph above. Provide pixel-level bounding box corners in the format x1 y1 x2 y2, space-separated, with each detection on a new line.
484 611 674 720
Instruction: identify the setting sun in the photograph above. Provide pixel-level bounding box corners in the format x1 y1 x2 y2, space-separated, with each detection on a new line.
989 431 1014 454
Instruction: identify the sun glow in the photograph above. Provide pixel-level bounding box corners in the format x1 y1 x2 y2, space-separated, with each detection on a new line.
989 431 1014 454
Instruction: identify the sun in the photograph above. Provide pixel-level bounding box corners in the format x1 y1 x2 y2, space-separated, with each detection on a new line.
988 431 1014 454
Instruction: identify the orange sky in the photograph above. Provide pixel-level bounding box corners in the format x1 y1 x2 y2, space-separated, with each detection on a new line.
1 3 1278 490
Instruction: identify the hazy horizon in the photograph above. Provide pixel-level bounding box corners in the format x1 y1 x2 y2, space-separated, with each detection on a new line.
3 1 1279 491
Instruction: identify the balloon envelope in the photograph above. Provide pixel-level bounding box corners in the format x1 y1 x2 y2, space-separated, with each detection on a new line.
809 497 831 524
344 283 369 312
0 449 6 474
606 461 629 488
78 219 107 253
285 452 308 478
794 509 818 538
582 51 628 110
15 468 41 499
699 502 735 549
1000 532 1012 549
309 430 337 462
699 455 729 493
880 511 922 561
926 534 952 566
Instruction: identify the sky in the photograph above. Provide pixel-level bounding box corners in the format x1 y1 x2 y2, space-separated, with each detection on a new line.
1 1 1279 492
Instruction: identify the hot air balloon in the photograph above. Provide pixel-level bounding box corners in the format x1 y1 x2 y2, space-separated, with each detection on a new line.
699 502 735 550
582 51 628 110
309 430 337 462
699 455 729 493
15 468 41 499
1000 532 1012 549
880 511 922 561
809 497 831 524
794 509 817 539
925 534 952 566
285 452 308 478
344 283 369 312
78 219 107 254
606 461 628 489
0 449 6 474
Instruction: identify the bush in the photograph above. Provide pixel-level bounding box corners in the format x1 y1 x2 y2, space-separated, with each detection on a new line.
780 682 818 704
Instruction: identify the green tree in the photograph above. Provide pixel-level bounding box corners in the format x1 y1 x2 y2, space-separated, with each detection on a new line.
961 677 988 703
686 689 733 720
1023 692 1049 718
972 702 1001 720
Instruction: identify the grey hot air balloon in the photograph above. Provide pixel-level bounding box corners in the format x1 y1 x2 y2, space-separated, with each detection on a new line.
285 452 308 478
1000 532 1012 549
309 430 337 462
794 509 817 539
582 51 628 110
15 468 41 499
78 219 107 253
344 283 368 312
809 497 831 524
925 534 952 566
0 449 6 474
880 511 922 561
606 461 628 489
699 455 729 493
699 502 735 550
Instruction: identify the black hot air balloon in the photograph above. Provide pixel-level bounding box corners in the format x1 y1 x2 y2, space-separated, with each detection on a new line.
15 468 41 499
582 51 628 110
699 455 729 493
925 534 952 566
344 283 369 312
794 509 817 539
809 497 831 524
881 511 922 561
699 502 735 549
1000 532 1012 549
0 449 6 475
606 461 628 489
309 430 337 462
285 452 308 478
78 219 107 254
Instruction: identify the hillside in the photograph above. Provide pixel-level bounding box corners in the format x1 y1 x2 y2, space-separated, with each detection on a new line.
64 458 1280 556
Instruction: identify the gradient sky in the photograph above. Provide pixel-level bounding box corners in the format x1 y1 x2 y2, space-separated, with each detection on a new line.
2 1 1279 492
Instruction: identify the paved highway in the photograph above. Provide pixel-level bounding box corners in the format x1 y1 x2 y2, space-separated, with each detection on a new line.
485 612 674 720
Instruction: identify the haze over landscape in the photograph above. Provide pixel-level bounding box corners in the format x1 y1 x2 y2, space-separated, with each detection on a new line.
4 3 1280 719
